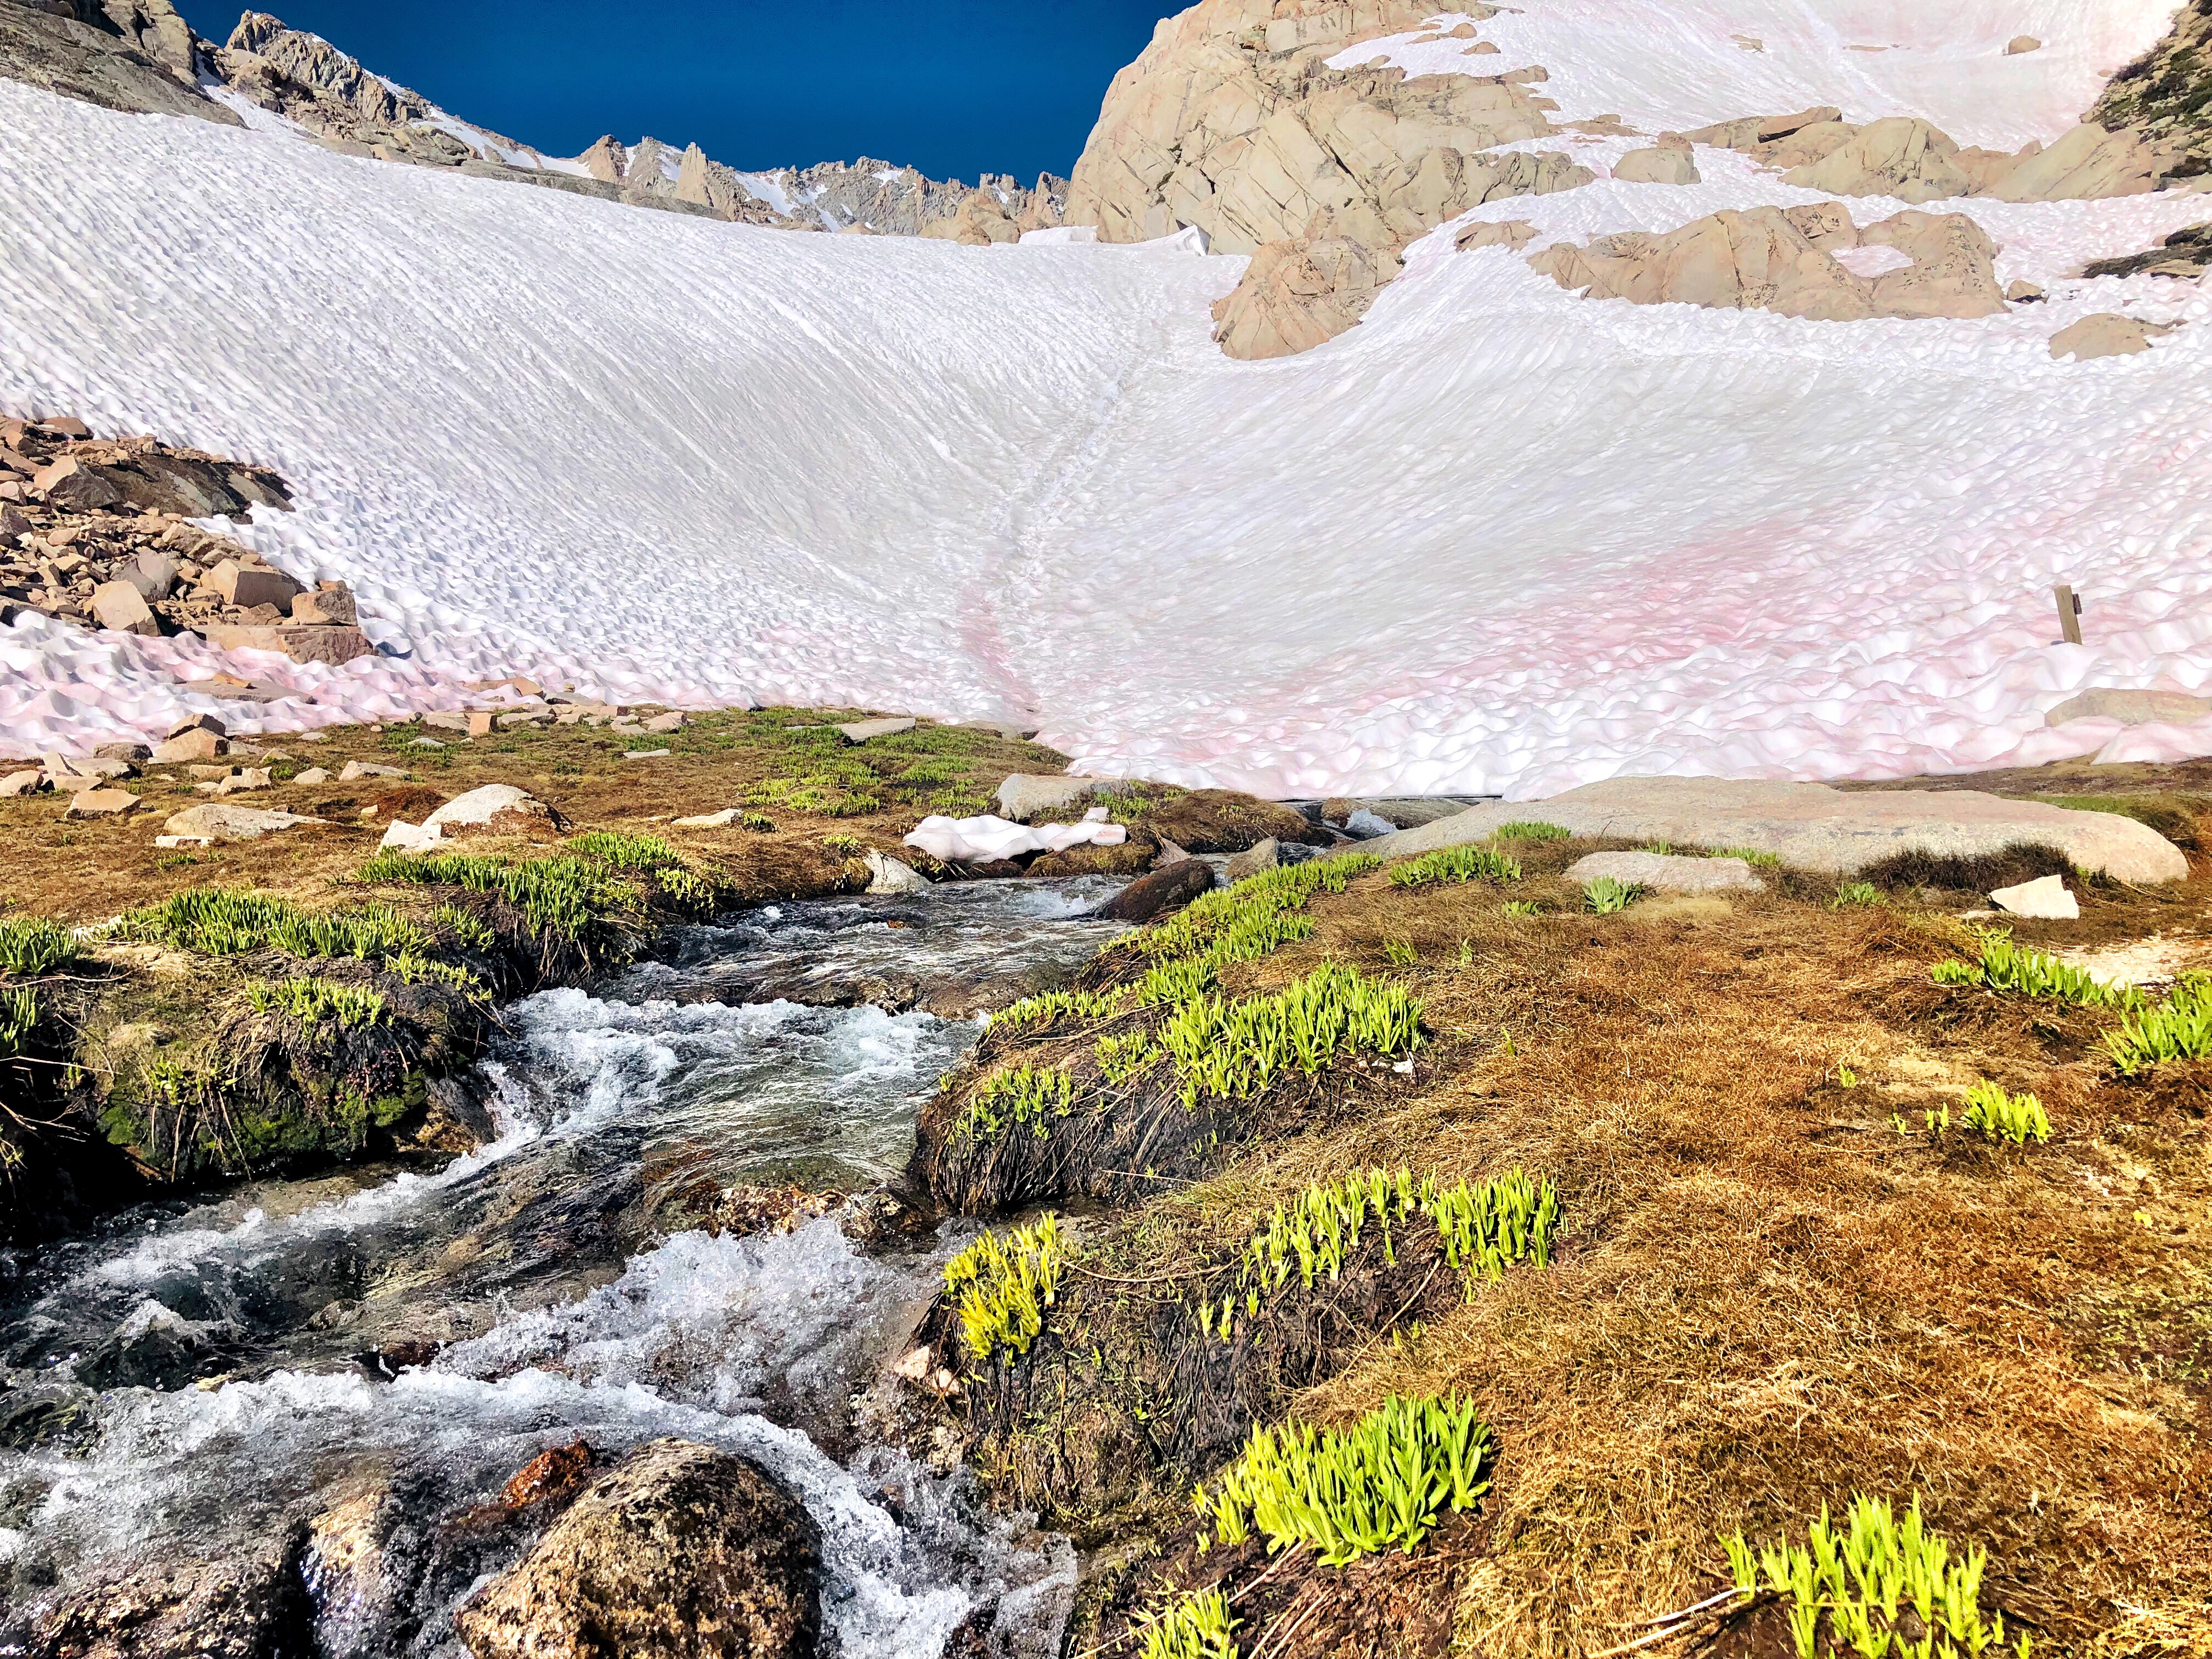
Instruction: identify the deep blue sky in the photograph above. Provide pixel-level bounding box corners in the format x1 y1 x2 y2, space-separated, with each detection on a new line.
175 1 1176 183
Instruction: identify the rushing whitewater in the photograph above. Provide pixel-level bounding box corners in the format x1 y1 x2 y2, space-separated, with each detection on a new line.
2 0 2209 798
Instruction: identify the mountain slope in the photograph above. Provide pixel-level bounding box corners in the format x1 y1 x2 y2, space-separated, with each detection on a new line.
1 2 2210 802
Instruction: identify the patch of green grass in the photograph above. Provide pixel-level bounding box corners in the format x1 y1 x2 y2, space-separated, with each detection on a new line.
1157 961 1423 1109
0 915 81 977
431 903 494 950
993 985 1134 1031
1932 932 2141 1011
1195 1393 1491 1566
121 889 426 961
1496 822 1569 843
245 975 388 1028
823 832 866 857
1722 1494 2014 1659
1583 876 1645 915
1389 845 1522 889
1960 1080 2051 1146
1122 854 1381 986
383 950 489 1002
1382 938 1418 968
0 985 39 1059
1639 840 1675 856
944 1215 1065 1364
1094 1029 1161 1084
1502 900 1544 918
567 830 681 872
740 812 776 833
356 851 633 941
2102 972 2212 1074
1831 882 1887 909
959 1064 1076 1140
1138 1589 1239 1659
1226 1166 1557 1311
1707 845 1782 868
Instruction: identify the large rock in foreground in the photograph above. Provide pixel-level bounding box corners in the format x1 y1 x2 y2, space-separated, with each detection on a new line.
1361 777 2190 884
453 1438 821 1659
36 1523 310 1658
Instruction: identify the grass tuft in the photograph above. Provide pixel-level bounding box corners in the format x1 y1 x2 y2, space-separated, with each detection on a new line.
245 975 388 1028
1960 1080 2051 1146
960 1064 1076 1140
1194 1394 1491 1566
2102 971 2212 1074
1583 876 1645 916
0 915 82 977
1496 822 1570 843
944 1215 1066 1364
1722 1494 2012 1659
1158 962 1422 1109
1389 846 1522 890
356 850 632 941
1138 1589 1239 1659
1932 932 2140 1012
1831 882 1886 909
121 889 426 961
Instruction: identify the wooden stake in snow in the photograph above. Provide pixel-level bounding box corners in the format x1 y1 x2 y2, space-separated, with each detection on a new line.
2053 584 2083 645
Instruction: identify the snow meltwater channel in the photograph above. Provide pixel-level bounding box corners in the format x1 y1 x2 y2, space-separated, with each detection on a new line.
0 879 1128 1654
2 0 2210 799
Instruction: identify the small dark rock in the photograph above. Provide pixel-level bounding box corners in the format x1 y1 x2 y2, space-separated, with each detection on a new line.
1095 859 1216 923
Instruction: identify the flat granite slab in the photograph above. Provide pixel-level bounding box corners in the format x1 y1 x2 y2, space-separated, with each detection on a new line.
1361 777 2188 884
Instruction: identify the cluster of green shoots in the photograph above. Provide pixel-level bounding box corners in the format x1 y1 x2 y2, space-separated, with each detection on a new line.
1723 1495 2022 1659
432 902 495 950
0 985 38 1059
1195 1394 1491 1566
1959 1080 2050 1146
2102 971 2212 1074
384 951 489 1002
1157 962 1422 1109
357 849 633 940
0 915 82 977
1387 845 1522 889
245 975 388 1029
121 889 427 962
1094 1028 1161 1084
1502 900 1544 918
1584 876 1647 915
1138 1589 1238 1659
1710 846 1783 868
1833 882 1887 909
1230 1165 1555 1303
991 984 1133 1031
566 830 681 872
1122 855 1381 986
943 1215 1066 1364
823 832 866 857
958 1064 1075 1140
1496 822 1570 842
1931 933 2140 1012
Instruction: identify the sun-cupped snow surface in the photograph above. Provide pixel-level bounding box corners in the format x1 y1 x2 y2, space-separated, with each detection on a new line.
3 0 2211 799
1340 2 2181 150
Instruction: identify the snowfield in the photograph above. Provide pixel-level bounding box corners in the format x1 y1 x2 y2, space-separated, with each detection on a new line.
2 0 2210 799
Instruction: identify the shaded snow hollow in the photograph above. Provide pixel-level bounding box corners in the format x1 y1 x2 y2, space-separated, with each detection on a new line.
1 0 2209 798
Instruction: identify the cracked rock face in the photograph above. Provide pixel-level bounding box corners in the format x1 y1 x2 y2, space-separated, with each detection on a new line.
0 0 235 125
1529 205 2006 323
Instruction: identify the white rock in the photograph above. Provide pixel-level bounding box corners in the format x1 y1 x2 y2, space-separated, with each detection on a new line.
996 774 1097 823
162 803 326 840
1344 808 1397 839
425 783 543 829
864 850 932 894
1363 777 2188 885
673 808 742 828
837 716 916 743
2046 688 2212 727
379 819 445 851
624 748 672 759
0 768 46 797
1989 874 2078 919
338 760 408 782
294 766 331 786
154 834 213 849
1567 851 1765 894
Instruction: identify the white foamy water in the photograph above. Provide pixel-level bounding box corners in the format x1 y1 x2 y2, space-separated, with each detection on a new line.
0 940 1074 1652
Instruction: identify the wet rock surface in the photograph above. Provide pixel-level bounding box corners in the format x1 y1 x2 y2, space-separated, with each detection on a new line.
36 1521 313 1659
453 1439 821 1659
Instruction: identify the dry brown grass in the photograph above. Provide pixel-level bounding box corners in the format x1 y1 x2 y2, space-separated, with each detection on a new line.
1022 833 2212 1659
0 708 1063 923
